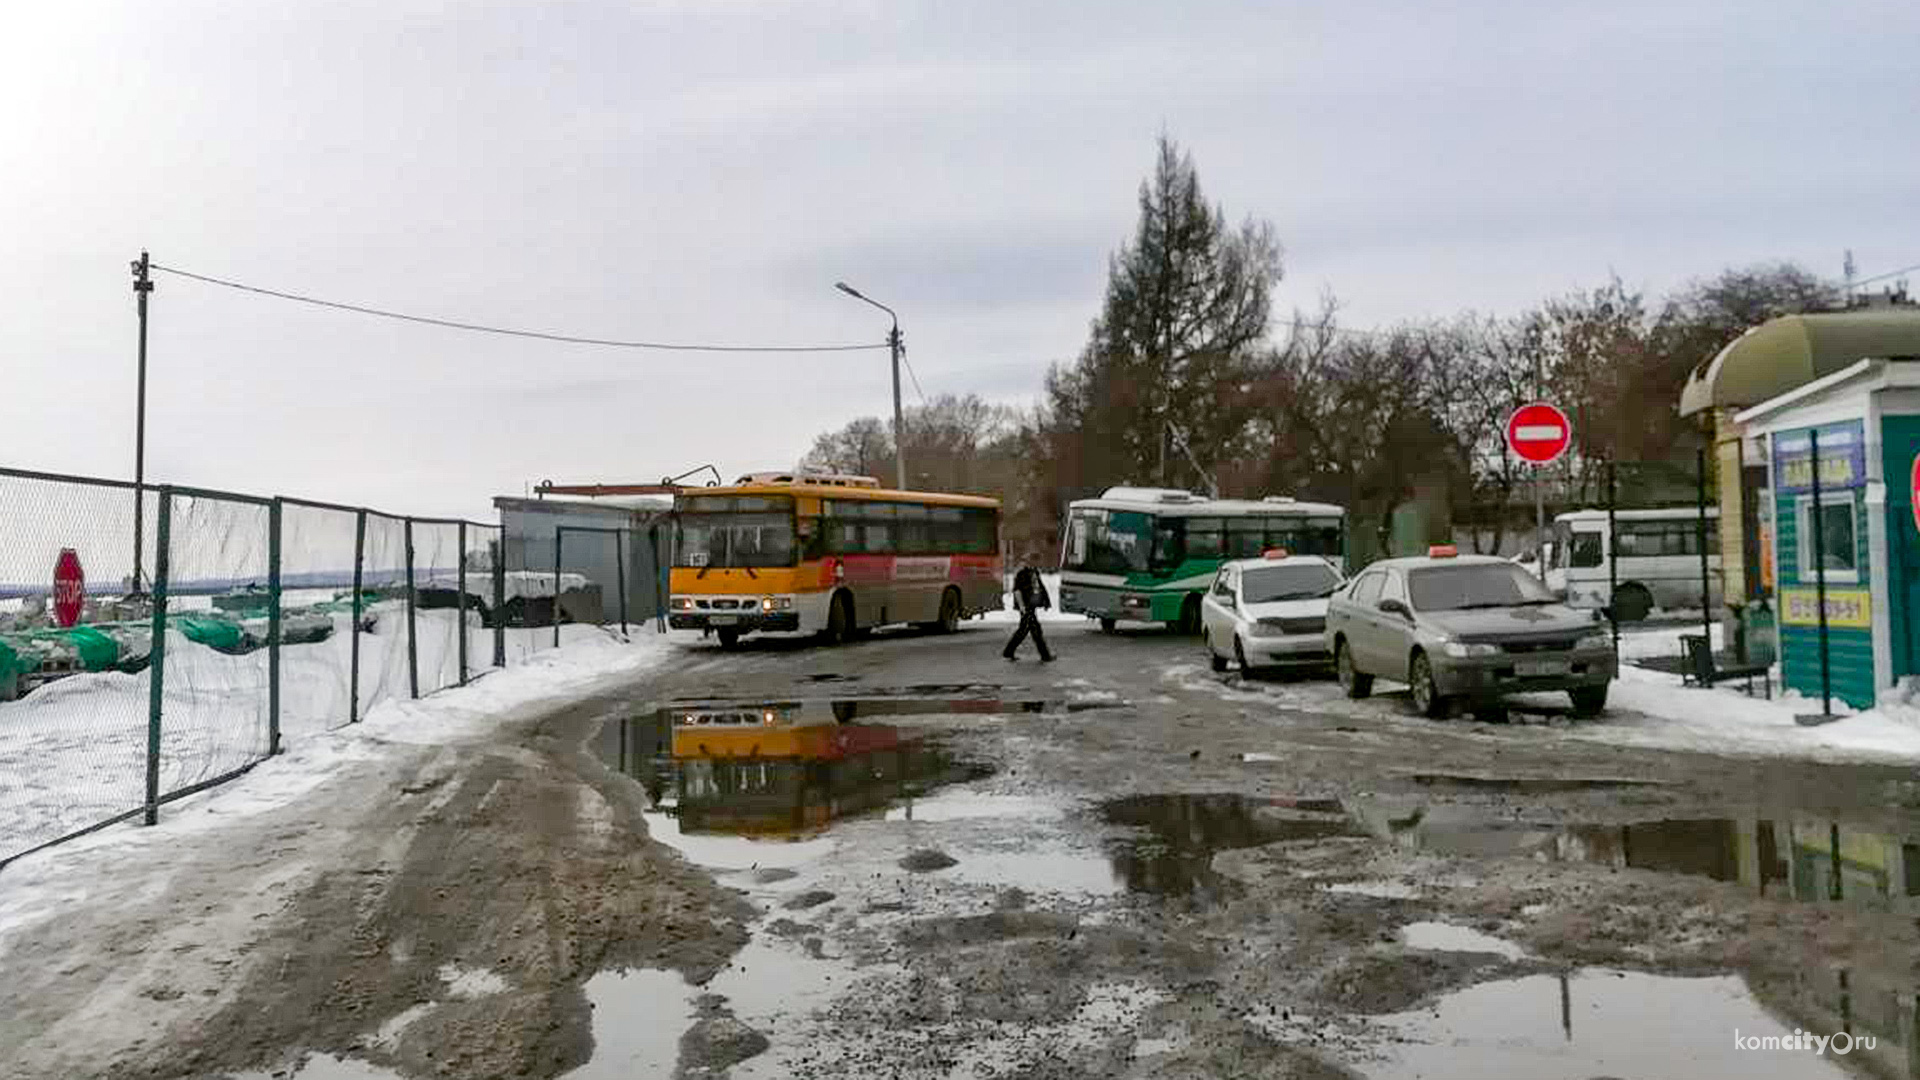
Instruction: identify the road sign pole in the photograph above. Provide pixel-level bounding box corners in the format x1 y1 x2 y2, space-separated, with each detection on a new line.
1507 401 1571 577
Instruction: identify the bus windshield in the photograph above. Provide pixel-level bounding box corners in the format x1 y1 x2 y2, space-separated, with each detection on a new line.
1063 509 1152 575
674 495 796 568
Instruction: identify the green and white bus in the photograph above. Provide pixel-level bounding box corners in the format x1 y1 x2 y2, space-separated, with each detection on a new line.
1057 487 1347 632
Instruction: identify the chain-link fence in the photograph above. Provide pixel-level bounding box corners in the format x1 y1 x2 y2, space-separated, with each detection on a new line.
0 466 565 870
0 468 157 862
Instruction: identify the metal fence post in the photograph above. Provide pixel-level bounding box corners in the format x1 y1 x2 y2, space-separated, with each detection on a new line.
1809 429 1832 715
1697 448 1713 658
405 518 420 700
268 499 282 756
492 529 506 668
1606 461 1619 651
144 490 172 826
554 526 564 650
350 509 366 723
616 527 630 636
457 520 470 685
650 524 666 633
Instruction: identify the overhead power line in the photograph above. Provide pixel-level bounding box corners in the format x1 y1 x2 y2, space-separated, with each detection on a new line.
150 264 890 354
1834 260 1920 293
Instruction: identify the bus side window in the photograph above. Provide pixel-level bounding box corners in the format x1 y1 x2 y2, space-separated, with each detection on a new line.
1570 531 1603 568
1227 519 1264 559
1186 518 1224 559
1152 520 1184 570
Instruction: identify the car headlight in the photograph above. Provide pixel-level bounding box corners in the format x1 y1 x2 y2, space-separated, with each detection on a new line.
1442 641 1501 658
1575 631 1612 651
1248 621 1289 638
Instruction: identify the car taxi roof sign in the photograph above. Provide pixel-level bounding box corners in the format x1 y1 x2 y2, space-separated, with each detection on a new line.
1427 544 1458 558
1263 548 1290 559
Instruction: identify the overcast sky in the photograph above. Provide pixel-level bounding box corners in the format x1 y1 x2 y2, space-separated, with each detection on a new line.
5 0 1916 520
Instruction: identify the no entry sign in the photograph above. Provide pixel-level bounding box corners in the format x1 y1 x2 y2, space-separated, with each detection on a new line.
1506 402 1572 466
1911 453 1920 537
52 548 85 628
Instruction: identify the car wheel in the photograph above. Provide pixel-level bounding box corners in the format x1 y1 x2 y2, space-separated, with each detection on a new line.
1472 705 1509 724
1569 685 1609 718
1234 636 1253 677
1336 640 1372 699
1612 583 1653 623
1206 631 1228 673
1099 617 1117 633
1409 651 1449 719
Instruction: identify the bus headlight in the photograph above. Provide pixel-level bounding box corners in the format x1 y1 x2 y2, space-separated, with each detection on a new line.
1121 595 1151 610
762 596 794 612
671 597 693 611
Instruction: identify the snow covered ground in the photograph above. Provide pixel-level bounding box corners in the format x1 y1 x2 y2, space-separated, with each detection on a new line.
0 603 657 862
0 627 675 940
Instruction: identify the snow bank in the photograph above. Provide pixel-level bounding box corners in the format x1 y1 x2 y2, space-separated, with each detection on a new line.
1548 667 1920 763
0 605 656 861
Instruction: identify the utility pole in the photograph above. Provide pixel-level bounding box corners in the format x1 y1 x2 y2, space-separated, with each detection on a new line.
889 321 906 491
132 251 154 595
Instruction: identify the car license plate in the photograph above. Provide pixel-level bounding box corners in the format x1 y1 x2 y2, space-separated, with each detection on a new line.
1515 658 1569 677
709 614 739 626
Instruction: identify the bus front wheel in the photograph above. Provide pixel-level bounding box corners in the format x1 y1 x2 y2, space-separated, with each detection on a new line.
1099 617 1117 633
717 628 741 649
1169 596 1202 636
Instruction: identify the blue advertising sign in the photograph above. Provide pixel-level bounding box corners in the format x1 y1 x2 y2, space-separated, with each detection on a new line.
1773 420 1866 494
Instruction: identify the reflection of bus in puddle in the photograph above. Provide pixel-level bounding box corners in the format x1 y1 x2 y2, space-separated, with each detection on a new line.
601 700 987 839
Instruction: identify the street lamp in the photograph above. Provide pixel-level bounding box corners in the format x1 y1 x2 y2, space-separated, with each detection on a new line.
834 281 907 490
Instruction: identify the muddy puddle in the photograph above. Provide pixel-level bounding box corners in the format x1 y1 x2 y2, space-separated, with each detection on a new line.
596 700 1001 847
1320 969 1869 1079
1101 793 1360 901
1357 801 1920 908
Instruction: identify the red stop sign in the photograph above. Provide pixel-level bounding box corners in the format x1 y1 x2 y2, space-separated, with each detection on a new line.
52 549 85 628
1506 401 1572 466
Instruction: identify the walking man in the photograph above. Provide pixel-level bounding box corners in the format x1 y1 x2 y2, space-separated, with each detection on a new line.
1003 555 1055 662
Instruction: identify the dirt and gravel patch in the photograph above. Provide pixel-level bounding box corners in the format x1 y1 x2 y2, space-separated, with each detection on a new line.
0 690 753 1080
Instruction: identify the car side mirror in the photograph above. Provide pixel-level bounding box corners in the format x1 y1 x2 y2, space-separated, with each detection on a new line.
1378 598 1412 619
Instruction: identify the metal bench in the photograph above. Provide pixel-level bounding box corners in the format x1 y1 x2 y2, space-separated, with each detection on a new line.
1680 633 1772 699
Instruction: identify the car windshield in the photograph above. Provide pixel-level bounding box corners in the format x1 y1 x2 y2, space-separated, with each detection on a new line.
1407 564 1557 611
1240 564 1340 603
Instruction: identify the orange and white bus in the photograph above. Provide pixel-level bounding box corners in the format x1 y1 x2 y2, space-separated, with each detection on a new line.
666 472 1003 646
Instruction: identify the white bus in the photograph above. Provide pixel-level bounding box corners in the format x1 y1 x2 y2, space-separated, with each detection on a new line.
1539 507 1721 621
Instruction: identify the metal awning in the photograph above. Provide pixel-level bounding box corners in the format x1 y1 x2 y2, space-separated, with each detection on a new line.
1678 309 1920 418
